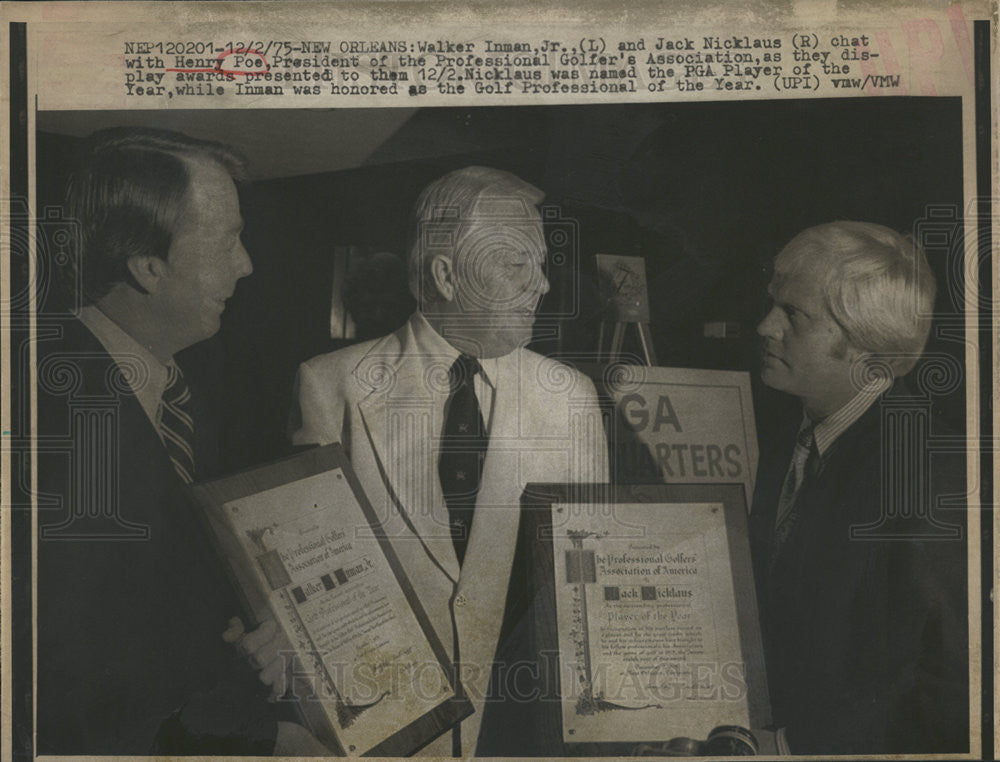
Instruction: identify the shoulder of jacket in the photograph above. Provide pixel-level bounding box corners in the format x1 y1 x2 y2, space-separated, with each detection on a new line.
515 348 598 396
300 331 400 377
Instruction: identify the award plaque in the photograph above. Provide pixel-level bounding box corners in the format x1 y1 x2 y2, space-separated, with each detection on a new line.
191 444 471 756
508 482 770 755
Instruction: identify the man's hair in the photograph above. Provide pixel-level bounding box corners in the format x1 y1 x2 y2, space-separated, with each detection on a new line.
778 221 936 375
405 166 544 304
67 126 247 302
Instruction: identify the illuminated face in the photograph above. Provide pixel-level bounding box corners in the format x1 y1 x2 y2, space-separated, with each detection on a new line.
151 158 252 352
756 250 862 419
450 210 551 357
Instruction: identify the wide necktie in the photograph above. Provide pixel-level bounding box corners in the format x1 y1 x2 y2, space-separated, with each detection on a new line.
438 354 488 566
771 422 817 561
160 364 196 484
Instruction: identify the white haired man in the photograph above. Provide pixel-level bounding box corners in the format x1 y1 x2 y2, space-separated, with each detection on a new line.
286 166 609 755
749 221 968 754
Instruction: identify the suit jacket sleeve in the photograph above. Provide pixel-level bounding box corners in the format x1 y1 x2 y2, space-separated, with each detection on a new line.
290 358 345 448
571 373 611 484
35 325 278 754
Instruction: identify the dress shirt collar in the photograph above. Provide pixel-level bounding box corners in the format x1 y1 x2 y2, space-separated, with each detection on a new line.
79 304 171 428
410 311 501 392
807 374 892 457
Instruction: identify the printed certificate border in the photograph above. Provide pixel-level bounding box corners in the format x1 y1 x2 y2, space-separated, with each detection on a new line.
191 442 473 757
509 481 769 755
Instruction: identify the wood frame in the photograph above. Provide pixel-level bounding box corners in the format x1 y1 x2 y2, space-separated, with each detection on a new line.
191 443 472 756
502 482 770 756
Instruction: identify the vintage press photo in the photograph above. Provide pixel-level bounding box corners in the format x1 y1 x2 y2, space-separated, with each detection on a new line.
1 0 993 759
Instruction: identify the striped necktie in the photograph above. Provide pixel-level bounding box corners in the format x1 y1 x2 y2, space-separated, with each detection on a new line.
160 364 196 484
438 354 488 566
771 422 817 558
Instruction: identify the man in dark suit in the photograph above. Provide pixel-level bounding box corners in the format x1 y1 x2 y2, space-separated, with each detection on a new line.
749 221 969 754
34 127 315 754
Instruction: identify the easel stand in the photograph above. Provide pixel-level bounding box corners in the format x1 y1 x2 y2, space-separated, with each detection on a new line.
598 320 657 366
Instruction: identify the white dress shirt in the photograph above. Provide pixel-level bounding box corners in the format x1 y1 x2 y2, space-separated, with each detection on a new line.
809 374 893 458
79 305 172 438
409 310 508 432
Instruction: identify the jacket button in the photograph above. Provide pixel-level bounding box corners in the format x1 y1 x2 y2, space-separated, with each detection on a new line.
455 594 467 606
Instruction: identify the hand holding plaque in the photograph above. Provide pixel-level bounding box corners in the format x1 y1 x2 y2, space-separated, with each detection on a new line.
222 616 292 700
192 444 471 756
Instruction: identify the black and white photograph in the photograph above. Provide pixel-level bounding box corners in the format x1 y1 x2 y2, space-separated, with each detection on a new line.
3 2 992 760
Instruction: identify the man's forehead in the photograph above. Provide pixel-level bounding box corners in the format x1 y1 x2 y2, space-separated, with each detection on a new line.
773 246 831 281
468 194 541 220
181 154 229 180
177 157 240 218
769 252 836 316
464 214 544 240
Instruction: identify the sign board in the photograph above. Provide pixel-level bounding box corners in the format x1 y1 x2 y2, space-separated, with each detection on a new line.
584 364 758 503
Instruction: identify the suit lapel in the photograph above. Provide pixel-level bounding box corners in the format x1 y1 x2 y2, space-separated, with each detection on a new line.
355 337 535 753
355 329 461 582
463 356 524 565
454 355 527 752
768 399 885 588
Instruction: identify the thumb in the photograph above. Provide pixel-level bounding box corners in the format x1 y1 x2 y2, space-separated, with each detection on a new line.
222 616 245 643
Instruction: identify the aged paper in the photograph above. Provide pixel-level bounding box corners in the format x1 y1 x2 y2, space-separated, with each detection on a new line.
1 0 993 758
200 463 457 755
553 501 750 743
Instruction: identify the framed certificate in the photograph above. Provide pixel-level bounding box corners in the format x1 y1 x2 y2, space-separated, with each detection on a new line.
501 482 770 755
191 444 471 756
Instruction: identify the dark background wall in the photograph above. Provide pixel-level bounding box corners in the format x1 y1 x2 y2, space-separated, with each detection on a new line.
37 97 966 473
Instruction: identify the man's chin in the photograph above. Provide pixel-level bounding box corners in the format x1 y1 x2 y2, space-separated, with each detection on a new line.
759 364 788 392
477 326 533 358
186 319 222 349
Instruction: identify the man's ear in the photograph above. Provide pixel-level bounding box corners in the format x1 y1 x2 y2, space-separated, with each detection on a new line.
125 255 169 294
429 254 456 302
843 344 894 386
843 340 867 367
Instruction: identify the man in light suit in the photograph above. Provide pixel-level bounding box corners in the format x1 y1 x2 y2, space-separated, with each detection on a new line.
749 221 968 754
288 166 609 755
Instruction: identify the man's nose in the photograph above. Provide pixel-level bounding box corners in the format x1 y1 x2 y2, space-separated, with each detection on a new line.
756 305 783 339
537 270 551 296
234 242 253 279
531 258 550 296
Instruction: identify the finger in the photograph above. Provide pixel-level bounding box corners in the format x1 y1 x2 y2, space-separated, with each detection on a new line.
270 671 290 702
221 616 245 643
259 655 287 693
247 637 283 672
241 618 279 654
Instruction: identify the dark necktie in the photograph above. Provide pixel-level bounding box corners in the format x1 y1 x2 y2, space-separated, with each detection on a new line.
160 364 196 484
438 354 488 566
770 422 818 571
